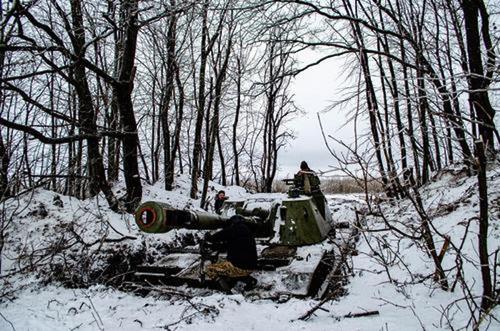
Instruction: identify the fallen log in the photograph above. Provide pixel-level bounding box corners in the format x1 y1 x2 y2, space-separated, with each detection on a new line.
344 310 379 318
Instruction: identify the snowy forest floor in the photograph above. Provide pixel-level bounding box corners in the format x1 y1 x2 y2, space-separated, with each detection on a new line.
1 164 499 330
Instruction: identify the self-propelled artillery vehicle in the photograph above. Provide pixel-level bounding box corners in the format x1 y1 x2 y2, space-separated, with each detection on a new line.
133 173 339 298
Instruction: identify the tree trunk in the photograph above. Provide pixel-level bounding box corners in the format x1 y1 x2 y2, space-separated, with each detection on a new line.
416 58 433 184
350 22 390 195
162 1 177 190
107 96 120 182
71 0 120 211
190 1 210 199
232 57 242 186
0 23 10 200
462 0 496 155
380 28 408 185
166 64 185 190
107 1 120 183
400 40 420 186
0 134 9 200
114 0 142 211
475 140 493 313
201 32 232 206
151 76 158 183
217 127 227 186
376 39 402 198
436 5 454 165
428 110 442 171
49 72 57 191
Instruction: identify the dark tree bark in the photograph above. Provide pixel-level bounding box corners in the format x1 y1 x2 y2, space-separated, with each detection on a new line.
400 38 420 186
416 57 433 184
475 140 494 314
191 1 226 198
447 0 477 142
375 39 402 198
262 42 274 193
200 28 232 206
70 0 120 211
428 110 442 171
49 71 57 191
345 2 390 195
65 87 77 196
0 15 10 200
232 56 242 186
216 127 227 186
190 1 210 199
150 73 158 183
379 21 408 184
461 0 496 155
436 4 454 164
113 0 142 211
0 134 9 200
165 64 185 190
107 95 120 182
162 0 177 191
69 86 83 198
107 1 121 183
262 41 281 193
23 133 33 189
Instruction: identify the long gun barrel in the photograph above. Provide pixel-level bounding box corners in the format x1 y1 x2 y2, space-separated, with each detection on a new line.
135 193 333 246
135 201 230 233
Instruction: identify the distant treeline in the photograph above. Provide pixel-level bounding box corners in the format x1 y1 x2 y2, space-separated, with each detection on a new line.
272 177 382 194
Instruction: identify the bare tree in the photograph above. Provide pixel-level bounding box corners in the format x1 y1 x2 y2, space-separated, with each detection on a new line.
461 0 497 156
70 0 120 210
200 9 235 205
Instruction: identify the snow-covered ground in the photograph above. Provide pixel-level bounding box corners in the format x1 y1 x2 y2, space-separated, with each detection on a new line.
1 168 499 330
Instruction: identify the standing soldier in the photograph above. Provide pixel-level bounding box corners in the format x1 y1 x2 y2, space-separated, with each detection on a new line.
296 161 320 195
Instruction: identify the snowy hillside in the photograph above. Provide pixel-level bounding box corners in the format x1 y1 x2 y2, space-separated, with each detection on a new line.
0 168 499 330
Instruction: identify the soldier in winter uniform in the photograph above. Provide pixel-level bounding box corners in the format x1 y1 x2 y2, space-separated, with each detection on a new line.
204 215 257 291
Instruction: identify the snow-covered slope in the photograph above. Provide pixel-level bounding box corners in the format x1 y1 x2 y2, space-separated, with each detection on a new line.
0 168 498 330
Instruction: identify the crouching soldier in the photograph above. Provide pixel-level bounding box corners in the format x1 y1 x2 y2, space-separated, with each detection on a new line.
204 215 258 292
214 190 227 215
